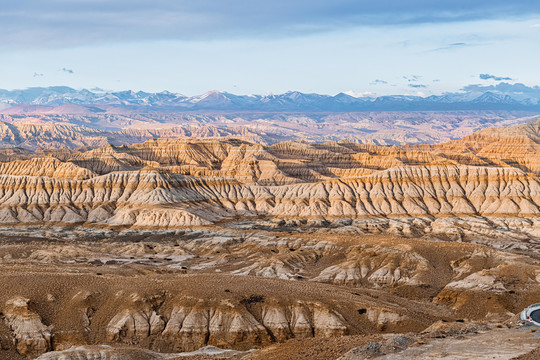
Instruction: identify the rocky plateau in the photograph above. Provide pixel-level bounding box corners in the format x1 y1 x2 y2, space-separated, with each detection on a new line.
0 116 538 359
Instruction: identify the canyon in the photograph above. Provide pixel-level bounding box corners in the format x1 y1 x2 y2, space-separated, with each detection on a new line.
0 116 538 359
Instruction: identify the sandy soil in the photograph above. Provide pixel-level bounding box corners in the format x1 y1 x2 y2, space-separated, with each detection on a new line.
0 228 539 359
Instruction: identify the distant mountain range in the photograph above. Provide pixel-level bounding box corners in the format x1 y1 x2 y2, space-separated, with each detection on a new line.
1 86 540 111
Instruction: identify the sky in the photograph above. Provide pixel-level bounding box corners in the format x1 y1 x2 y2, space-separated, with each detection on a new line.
1 0 540 96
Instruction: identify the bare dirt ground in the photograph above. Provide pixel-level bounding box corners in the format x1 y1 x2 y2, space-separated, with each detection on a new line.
376 327 539 360
0 226 539 359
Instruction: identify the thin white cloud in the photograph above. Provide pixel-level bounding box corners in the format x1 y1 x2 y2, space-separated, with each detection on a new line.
1 1 540 49
428 42 470 52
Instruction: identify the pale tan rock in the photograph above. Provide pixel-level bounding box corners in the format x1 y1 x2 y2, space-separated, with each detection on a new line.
367 308 407 327
34 345 167 360
106 309 164 342
161 302 271 351
312 305 349 337
313 245 432 287
0 121 536 231
444 271 506 291
3 296 52 357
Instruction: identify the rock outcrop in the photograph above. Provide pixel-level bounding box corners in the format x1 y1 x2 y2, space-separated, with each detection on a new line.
34 345 168 360
3 297 52 357
0 135 537 228
0 118 536 229
0 273 437 357
312 244 433 286
105 296 349 352
412 117 540 175
0 117 538 360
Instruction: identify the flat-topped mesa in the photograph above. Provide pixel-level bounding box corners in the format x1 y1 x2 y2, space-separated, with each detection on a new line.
412 117 540 174
0 147 35 162
0 122 110 150
0 156 95 180
68 144 160 174
123 137 255 167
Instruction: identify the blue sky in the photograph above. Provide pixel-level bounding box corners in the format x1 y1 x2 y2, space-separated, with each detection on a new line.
1 0 540 96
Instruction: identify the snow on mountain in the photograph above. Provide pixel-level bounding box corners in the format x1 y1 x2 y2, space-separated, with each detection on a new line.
471 92 517 104
0 87 540 111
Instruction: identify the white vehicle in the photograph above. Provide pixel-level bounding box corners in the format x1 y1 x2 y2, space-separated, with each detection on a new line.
520 303 540 326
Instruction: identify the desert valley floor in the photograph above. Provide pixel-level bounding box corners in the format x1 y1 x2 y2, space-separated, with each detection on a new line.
0 117 539 359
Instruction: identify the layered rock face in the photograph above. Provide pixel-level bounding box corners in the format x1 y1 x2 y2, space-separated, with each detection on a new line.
108 298 349 351
412 117 540 175
0 119 537 228
3 297 52 357
0 118 538 359
0 122 110 150
0 273 433 358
